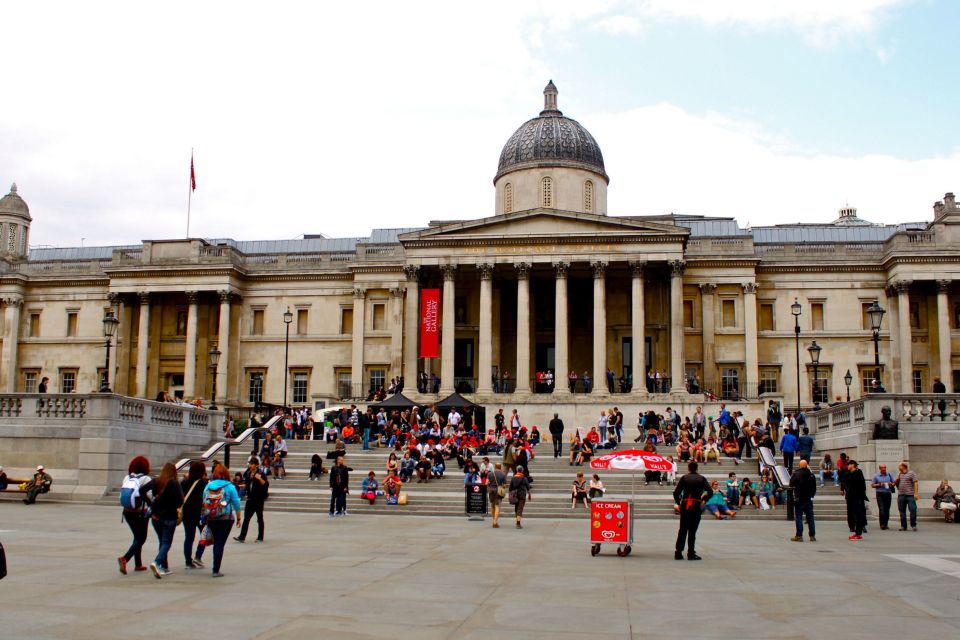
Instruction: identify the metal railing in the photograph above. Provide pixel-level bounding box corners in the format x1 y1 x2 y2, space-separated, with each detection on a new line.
175 415 281 473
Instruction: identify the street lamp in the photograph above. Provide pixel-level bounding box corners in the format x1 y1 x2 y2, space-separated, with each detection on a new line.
283 307 293 408
807 340 822 410
867 301 886 392
844 369 853 403
100 311 120 392
208 346 221 410
791 298 802 413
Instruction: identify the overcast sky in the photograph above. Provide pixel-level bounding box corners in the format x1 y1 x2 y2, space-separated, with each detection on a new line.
3 0 959 249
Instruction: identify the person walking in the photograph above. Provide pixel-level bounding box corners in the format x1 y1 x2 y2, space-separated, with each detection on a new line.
149 462 184 578
673 461 712 560
201 464 242 578
789 459 817 542
509 466 532 529
779 428 798 473
845 460 868 540
487 462 507 528
894 462 920 531
234 457 269 542
179 460 208 569
871 463 895 530
329 456 350 517
797 427 815 463
117 456 154 575
548 413 565 458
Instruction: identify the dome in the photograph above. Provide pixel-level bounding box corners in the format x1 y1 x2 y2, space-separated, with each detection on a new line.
495 81 607 184
0 183 30 220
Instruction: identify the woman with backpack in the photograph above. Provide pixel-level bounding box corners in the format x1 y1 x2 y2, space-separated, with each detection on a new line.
179 460 208 570
118 456 154 575
201 463 242 578
149 462 184 578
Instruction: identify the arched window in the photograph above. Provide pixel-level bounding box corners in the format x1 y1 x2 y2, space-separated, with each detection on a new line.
584 180 594 213
541 177 553 208
504 182 513 213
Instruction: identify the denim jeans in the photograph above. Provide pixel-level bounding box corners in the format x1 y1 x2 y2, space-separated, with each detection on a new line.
820 470 838 485
875 492 892 528
182 520 206 566
898 494 918 529
362 428 371 450
726 488 740 506
209 519 234 574
795 499 815 537
151 517 177 570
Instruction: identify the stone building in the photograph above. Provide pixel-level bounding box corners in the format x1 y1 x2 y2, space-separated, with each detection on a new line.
2 82 959 425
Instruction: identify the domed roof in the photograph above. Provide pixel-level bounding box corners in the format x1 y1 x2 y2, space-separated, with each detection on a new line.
0 183 30 220
496 81 607 183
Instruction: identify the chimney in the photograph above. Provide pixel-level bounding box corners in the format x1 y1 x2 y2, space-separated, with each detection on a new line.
934 201 945 216
945 192 956 209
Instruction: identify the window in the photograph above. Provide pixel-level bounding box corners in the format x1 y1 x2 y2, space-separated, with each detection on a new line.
168 373 185 400
504 182 513 213
60 369 77 393
859 365 883 394
66 312 78 337
337 370 352 399
584 180 594 213
372 303 386 331
811 303 824 331
811 369 830 405
292 371 308 404
97 368 108 391
913 369 923 393
721 367 741 399
759 368 779 395
369 369 386 394
297 309 308 336
541 177 553 208
721 299 736 328
682 300 694 328
252 309 264 335
28 312 40 337
340 308 353 335
248 371 264 404
909 301 921 329
759 303 774 331
22 370 39 393
176 310 187 336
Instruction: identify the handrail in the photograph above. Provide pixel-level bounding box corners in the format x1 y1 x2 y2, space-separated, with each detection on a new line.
175 415 282 472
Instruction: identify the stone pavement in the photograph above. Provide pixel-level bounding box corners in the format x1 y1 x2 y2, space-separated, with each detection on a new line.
1 503 959 639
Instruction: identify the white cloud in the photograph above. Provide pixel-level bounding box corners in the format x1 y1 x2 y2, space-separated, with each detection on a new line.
594 15 644 36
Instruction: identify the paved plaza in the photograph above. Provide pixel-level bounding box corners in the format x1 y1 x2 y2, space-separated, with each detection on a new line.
1 503 959 639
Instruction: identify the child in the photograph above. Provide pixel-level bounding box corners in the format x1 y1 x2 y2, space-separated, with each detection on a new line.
272 450 285 479
361 471 379 505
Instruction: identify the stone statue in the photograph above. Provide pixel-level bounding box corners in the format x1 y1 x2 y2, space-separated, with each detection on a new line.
872 406 899 440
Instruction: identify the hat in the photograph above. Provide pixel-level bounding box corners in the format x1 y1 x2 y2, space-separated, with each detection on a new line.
36 465 45 471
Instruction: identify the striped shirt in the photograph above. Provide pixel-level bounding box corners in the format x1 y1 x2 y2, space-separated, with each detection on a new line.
897 470 919 496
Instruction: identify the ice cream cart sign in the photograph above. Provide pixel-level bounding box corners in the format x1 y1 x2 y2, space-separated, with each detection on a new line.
590 500 632 544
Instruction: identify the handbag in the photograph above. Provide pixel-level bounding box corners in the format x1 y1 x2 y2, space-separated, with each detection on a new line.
398 491 408 506
176 480 200 526
508 490 519 505
492 472 506 498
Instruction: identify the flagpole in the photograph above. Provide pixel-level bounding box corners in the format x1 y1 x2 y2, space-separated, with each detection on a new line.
186 148 193 238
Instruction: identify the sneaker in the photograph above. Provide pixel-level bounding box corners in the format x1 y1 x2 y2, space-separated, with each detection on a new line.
211 572 225 578
898 527 907 531
149 562 162 579
848 535 862 541
159 568 173 576
790 536 803 542
911 526 917 531
134 566 147 572
255 539 263 543
117 557 127 575
687 554 702 561
233 536 245 543
192 558 204 568
809 536 816 542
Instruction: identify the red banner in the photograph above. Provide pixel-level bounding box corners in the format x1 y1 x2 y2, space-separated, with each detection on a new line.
419 288 440 358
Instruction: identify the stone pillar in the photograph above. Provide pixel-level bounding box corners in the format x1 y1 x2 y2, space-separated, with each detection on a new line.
592 261 607 394
115 294 133 394
440 265 457 394
390 287 404 379
700 283 717 393
107 293 122 392
183 291 199 400
477 264 494 393
216 291 232 405
402 266 420 384
896 280 913 393
630 261 646 396
351 287 367 397
554 261 570 395
669 260 686 393
1 296 22 392
743 282 759 398
135 292 151 398
515 262 532 393
937 280 953 392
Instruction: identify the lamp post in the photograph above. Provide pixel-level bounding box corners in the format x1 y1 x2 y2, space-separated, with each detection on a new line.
807 340 822 410
791 299 801 413
283 307 293 409
867 301 886 392
844 369 853 403
100 311 120 392
208 346 221 410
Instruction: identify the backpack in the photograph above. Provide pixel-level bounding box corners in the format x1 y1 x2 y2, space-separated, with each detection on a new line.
119 474 144 511
201 485 230 520
795 412 806 426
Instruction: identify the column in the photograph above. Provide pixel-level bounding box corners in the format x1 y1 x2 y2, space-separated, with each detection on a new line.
135 292 151 398
477 264 494 393
183 291 199 400
700 283 717 393
107 293 122 392
390 287 404 378
440 265 457 394
937 280 953 392
591 261 607 394
515 262 531 393
630 261 646 396
554 261 570 395
402 265 420 384
216 290 232 405
115 295 133 394
896 280 912 393
669 260 686 393
743 282 759 398
1 296 22 392
351 287 367 397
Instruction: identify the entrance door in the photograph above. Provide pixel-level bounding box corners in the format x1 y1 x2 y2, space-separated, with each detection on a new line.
454 338 475 392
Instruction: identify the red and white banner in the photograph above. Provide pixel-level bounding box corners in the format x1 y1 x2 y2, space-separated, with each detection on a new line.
419 288 440 358
590 449 675 472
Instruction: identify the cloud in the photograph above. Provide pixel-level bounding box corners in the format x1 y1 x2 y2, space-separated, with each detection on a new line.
594 15 644 36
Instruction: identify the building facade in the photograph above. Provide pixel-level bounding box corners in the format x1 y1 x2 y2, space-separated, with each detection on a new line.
2 82 959 419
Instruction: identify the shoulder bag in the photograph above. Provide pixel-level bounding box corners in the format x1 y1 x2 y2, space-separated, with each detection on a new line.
176 480 200 526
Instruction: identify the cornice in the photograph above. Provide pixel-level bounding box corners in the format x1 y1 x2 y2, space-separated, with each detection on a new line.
757 263 886 273
402 234 688 249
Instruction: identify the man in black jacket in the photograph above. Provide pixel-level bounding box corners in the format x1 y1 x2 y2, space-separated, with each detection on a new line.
235 458 269 542
844 460 868 540
329 457 350 517
548 413 564 458
789 459 817 541
673 461 713 560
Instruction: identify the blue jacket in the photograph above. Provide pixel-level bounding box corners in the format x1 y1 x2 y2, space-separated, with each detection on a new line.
780 432 799 454
203 479 242 519
798 435 815 455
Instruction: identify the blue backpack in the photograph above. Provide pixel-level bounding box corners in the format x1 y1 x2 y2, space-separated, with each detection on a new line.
119 474 144 511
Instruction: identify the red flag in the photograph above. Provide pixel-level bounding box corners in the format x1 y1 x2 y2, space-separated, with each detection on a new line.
190 154 197 191
419 288 440 358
